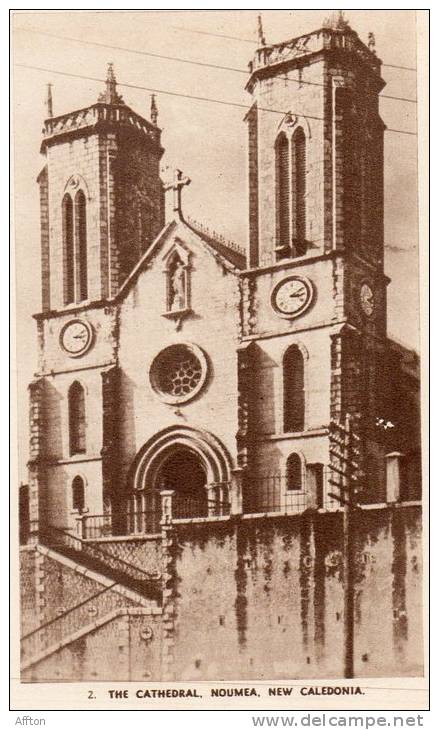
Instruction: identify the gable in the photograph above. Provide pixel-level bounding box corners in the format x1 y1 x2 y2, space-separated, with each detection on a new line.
116 218 245 303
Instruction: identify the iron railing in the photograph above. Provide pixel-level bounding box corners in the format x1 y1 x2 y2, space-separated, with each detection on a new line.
79 512 113 539
242 471 339 514
172 496 231 521
243 475 310 514
77 492 231 539
49 473 345 544
79 512 161 539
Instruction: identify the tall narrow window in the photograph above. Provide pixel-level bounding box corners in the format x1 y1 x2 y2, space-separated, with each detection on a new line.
72 476 85 512
75 191 88 302
68 381 86 455
283 345 305 432
286 453 302 491
275 133 290 253
291 128 306 255
62 194 74 305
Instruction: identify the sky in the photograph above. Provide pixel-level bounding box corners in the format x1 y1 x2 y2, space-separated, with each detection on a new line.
12 9 420 478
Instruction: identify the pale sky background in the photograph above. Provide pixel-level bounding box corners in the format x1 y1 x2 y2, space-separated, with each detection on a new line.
12 9 420 479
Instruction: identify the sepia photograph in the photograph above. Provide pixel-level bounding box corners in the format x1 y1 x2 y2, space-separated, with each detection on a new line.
11 8 428 711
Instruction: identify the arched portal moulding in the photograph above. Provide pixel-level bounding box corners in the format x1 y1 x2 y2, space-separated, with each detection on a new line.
130 425 233 493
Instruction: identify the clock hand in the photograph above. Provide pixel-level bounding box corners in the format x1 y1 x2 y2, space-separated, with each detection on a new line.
73 333 86 340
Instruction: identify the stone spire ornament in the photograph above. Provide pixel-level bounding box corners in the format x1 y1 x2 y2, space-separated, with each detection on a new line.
150 94 158 125
45 83 53 118
257 14 266 46
98 62 124 105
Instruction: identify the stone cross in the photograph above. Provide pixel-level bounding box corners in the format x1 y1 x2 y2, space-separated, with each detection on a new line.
165 169 191 216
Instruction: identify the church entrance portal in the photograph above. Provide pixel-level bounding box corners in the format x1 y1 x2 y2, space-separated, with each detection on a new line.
127 426 232 533
156 447 208 519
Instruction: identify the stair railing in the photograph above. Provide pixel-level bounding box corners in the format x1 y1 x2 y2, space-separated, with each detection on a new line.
40 524 162 600
21 581 120 662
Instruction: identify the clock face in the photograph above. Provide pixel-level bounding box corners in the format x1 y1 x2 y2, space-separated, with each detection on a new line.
60 320 93 356
271 276 313 318
360 283 375 316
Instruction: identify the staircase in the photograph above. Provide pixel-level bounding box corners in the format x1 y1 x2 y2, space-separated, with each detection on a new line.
21 526 164 677
40 524 162 603
22 596 161 679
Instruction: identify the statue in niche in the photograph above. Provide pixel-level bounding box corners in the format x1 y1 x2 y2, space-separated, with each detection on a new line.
169 256 186 311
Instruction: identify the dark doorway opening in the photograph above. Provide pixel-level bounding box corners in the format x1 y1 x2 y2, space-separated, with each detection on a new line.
157 448 208 518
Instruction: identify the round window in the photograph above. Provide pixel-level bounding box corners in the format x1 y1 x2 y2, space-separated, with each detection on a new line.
149 343 208 404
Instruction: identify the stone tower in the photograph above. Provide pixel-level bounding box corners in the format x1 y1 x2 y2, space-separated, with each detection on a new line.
246 10 385 269
38 64 165 311
242 12 389 504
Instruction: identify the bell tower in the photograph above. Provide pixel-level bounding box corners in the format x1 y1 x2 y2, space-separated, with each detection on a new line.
245 11 385 270
38 64 165 312
241 13 391 505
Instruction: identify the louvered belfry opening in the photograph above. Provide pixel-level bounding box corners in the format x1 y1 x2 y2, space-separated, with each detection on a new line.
75 190 88 302
292 127 306 256
275 128 307 260
62 193 74 305
275 132 290 255
63 189 88 305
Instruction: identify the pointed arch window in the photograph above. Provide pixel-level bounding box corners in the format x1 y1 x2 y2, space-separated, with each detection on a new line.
62 188 88 305
62 194 74 305
275 133 290 253
291 128 306 255
72 476 85 512
68 381 86 455
283 345 305 433
75 191 88 302
286 453 303 491
275 127 307 259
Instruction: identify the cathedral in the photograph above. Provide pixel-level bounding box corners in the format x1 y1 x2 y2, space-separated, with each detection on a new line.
20 12 423 683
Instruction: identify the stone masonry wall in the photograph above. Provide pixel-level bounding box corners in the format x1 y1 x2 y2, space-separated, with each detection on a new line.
252 61 325 267
172 505 423 681
22 611 163 682
20 547 144 631
38 165 50 312
20 545 162 682
115 131 165 286
20 548 38 635
46 135 102 309
246 103 258 268
86 536 163 576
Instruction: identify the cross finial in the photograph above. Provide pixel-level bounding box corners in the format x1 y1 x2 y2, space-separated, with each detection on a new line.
257 14 266 46
46 83 53 118
98 62 124 104
150 94 158 125
164 169 191 218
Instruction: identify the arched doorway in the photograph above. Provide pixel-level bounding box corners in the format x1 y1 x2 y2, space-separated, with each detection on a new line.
156 447 208 519
125 426 233 533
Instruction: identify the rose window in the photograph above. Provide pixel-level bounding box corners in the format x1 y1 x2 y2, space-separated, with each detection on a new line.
149 344 208 404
